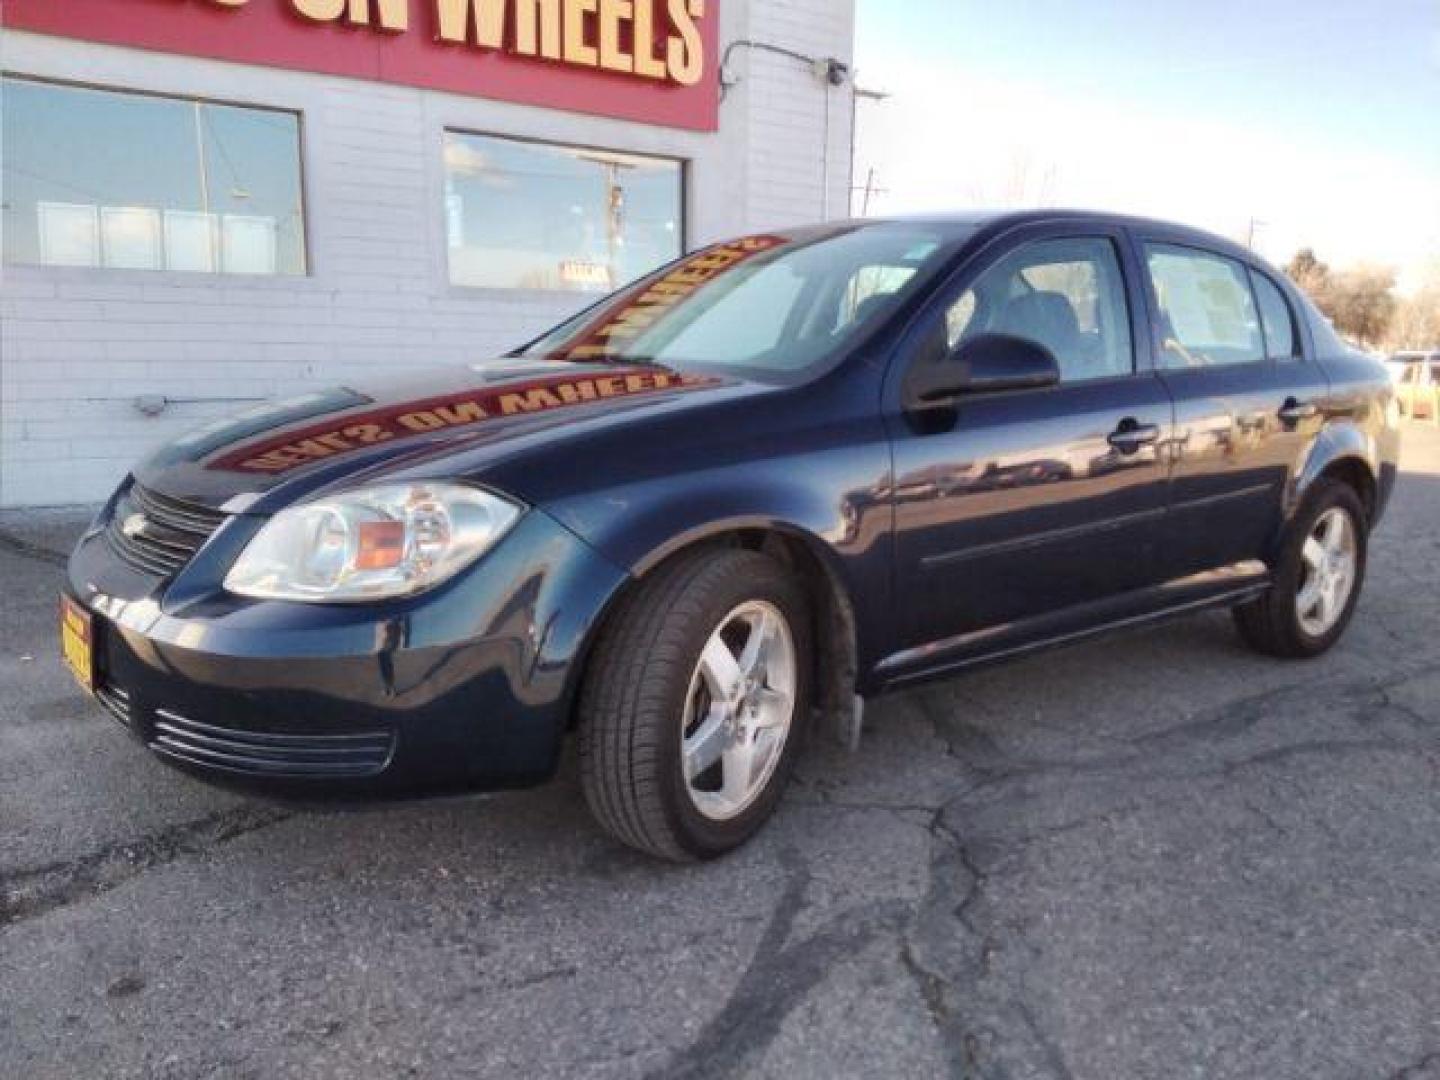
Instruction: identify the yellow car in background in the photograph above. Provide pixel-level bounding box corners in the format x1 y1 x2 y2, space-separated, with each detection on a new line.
1392 351 1440 424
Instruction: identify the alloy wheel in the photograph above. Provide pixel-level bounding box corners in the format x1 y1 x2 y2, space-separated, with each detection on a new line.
1296 507 1358 637
681 600 798 822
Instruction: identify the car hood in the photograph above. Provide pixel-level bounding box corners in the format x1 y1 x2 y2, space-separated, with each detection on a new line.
133 358 745 511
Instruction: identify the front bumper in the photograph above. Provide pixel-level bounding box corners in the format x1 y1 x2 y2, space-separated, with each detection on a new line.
66 507 628 796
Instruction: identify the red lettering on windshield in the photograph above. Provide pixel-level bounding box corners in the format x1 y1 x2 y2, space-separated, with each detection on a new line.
563 236 789 361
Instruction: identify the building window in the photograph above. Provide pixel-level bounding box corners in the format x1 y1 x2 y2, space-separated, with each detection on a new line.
1 76 307 276
444 131 682 293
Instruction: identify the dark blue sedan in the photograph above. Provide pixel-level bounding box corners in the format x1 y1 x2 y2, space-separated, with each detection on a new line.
63 211 1401 860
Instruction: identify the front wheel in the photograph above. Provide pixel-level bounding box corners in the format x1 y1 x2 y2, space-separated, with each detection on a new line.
1234 479 1368 658
578 548 812 861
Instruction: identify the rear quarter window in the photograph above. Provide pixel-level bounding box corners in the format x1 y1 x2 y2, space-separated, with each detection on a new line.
1250 270 1299 359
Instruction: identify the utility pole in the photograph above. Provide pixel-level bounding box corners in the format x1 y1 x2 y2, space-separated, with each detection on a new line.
858 168 889 217
194 103 211 219
850 84 890 218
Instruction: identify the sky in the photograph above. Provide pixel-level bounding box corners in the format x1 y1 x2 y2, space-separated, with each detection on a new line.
851 0 1440 292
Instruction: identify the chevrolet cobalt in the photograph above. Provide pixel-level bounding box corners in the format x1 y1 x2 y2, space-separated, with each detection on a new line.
63 212 1400 860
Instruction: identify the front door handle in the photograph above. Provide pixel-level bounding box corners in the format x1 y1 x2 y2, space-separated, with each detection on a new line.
1108 419 1161 454
1278 397 1319 425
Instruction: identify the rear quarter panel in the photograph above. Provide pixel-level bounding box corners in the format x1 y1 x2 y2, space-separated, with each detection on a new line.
1303 348 1401 525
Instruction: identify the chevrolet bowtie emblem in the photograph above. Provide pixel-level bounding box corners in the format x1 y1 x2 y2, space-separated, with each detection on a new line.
121 513 147 538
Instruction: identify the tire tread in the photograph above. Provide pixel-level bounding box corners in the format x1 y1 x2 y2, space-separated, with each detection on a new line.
578 548 793 861
1233 478 1368 659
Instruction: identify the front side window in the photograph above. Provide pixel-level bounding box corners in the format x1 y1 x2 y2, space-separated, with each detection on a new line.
943 237 1135 382
2 77 306 276
445 132 682 293
522 223 964 381
1145 244 1264 368
1250 270 1299 359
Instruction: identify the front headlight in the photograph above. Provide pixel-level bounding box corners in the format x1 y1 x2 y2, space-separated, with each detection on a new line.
224 482 522 603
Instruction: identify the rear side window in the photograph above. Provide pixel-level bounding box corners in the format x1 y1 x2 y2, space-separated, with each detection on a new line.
1144 244 1264 368
1250 271 1299 359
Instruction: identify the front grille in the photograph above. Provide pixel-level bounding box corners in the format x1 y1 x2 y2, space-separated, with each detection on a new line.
105 482 228 578
149 710 395 779
94 683 132 729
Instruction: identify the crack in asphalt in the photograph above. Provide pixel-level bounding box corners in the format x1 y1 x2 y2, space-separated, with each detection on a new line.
455 656 1440 1078
956 667 1435 801
777 660 1440 1080
1014 995 1078 1080
899 796 1112 1080
0 529 70 569
855 660 1440 1079
1389 1052 1440 1080
893 809 989 1080
648 850 911 1080
0 804 295 930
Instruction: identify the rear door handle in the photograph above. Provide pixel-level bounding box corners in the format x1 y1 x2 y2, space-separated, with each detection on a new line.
1278 397 1318 424
1108 419 1161 454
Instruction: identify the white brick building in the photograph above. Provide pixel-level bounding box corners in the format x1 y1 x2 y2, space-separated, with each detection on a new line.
0 1 855 506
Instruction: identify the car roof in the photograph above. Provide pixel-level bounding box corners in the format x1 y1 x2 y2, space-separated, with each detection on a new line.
857 208 1263 263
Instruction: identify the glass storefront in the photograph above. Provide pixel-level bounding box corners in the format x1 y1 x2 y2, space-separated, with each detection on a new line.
443 131 683 293
1 77 307 276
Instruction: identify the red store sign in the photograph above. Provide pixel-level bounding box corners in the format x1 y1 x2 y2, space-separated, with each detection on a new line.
6 0 721 131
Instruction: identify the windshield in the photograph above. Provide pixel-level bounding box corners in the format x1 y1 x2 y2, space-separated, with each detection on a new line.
521 223 965 381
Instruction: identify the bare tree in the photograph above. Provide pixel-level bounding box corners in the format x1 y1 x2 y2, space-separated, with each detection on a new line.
1286 249 1335 310
1385 267 1440 350
1331 265 1398 349
962 150 1061 208
1285 250 1398 349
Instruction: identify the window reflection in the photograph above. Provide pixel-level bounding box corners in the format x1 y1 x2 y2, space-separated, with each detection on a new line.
943 238 1134 382
1250 271 1298 359
1146 244 1265 368
444 131 682 293
2 77 306 276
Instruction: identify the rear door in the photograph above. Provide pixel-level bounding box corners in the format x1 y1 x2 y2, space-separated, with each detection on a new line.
883 223 1174 665
1134 235 1331 579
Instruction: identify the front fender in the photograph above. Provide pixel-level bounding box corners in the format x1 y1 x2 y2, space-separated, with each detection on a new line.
543 451 895 675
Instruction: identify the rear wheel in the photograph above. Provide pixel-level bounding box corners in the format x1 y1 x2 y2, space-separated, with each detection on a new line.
1233 479 1368 658
578 548 811 861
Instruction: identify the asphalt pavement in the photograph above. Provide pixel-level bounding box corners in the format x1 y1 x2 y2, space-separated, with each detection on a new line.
3 426 1439 1080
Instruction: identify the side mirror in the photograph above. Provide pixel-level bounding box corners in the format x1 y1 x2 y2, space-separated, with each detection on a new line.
907 333 1060 405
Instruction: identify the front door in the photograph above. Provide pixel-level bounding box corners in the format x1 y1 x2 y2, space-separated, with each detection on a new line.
884 228 1174 668
1135 239 1331 580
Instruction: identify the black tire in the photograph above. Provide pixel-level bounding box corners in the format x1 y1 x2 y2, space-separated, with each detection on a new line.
577 547 812 861
1233 479 1368 659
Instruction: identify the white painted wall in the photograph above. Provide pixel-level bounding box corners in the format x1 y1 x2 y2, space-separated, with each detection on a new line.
0 0 854 507
733 0 858 230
